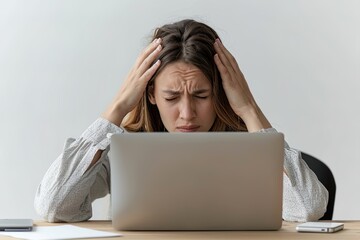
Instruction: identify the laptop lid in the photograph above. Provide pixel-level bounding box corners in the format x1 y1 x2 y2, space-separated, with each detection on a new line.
110 132 284 230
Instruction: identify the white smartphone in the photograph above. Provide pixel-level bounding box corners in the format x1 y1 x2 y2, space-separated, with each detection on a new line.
296 222 344 233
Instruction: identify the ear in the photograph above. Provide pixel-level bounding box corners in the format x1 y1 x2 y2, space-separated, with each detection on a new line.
147 84 156 105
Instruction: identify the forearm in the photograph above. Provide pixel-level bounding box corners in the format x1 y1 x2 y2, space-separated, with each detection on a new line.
259 128 328 221
240 102 272 132
34 136 111 222
102 100 128 127
282 147 329 222
34 118 124 222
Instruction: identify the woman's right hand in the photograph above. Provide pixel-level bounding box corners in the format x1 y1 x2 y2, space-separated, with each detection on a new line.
102 38 162 126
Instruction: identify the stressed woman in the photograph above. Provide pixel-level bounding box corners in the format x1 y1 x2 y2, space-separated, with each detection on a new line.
34 19 328 223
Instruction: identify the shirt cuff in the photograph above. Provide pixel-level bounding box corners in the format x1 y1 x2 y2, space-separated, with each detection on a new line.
258 127 278 133
80 118 124 149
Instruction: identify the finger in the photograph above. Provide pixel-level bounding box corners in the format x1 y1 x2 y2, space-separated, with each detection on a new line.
140 59 161 83
214 40 236 77
137 43 162 77
134 38 162 69
214 53 231 81
214 41 237 83
215 39 244 77
214 39 238 72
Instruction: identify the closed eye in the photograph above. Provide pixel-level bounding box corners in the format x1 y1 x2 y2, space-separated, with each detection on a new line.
195 96 209 99
165 97 178 101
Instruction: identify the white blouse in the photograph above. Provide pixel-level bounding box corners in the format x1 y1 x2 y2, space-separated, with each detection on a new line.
34 118 328 222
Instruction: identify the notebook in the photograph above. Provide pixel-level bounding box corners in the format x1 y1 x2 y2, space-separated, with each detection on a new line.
109 132 284 230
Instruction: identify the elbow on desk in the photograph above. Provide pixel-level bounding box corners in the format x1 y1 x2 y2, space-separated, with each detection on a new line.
34 189 92 223
34 192 59 222
283 190 329 222
283 206 327 223
302 185 329 222
300 206 327 222
34 200 92 223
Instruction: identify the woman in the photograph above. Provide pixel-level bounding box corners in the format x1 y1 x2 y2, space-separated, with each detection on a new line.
34 19 328 223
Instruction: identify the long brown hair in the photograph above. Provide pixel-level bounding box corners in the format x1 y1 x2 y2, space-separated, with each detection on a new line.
122 19 247 132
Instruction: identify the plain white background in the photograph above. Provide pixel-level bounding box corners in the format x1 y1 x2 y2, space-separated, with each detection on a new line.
0 0 359 220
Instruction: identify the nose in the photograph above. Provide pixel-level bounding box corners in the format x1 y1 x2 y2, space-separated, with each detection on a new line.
179 97 196 121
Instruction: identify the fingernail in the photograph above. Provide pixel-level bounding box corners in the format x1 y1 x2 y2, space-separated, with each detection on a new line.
157 45 162 51
156 38 162 44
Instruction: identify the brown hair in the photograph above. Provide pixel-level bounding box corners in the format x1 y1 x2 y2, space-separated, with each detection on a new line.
122 19 247 132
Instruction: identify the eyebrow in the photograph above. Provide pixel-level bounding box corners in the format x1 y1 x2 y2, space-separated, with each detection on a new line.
162 89 211 95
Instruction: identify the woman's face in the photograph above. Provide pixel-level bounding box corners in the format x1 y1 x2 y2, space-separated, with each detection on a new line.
149 61 216 132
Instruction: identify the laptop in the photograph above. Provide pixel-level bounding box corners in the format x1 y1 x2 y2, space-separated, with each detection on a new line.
109 132 284 230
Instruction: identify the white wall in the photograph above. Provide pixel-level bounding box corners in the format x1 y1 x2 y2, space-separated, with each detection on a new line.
0 0 359 220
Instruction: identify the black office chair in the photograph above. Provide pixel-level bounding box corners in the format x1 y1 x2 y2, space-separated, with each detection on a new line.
300 152 336 220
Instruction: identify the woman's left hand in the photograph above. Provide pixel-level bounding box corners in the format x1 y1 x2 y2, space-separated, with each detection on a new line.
213 39 271 132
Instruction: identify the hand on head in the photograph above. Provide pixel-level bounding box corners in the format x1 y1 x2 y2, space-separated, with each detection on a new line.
213 39 271 131
102 38 162 126
102 19 271 132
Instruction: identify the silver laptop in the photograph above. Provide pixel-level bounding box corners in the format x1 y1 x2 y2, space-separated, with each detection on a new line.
109 132 284 230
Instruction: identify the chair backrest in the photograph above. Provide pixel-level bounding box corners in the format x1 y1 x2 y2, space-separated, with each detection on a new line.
301 152 336 220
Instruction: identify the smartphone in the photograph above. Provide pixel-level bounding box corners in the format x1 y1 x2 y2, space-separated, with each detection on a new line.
0 219 33 232
296 222 344 233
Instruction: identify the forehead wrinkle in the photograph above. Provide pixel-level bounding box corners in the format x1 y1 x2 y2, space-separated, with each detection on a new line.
155 62 211 94
163 74 210 94
170 68 203 81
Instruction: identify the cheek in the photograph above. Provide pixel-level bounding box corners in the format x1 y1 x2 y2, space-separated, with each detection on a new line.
198 100 216 117
203 99 215 111
157 101 177 119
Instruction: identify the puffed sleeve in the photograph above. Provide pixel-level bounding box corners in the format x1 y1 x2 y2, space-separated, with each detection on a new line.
260 128 329 222
34 118 124 222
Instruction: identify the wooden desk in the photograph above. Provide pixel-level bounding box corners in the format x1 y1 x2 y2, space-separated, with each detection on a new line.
1 220 359 240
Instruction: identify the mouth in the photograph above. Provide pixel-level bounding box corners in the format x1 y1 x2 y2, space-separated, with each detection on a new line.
176 125 200 132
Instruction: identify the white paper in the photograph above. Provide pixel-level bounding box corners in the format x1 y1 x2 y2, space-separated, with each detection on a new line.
0 224 122 240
